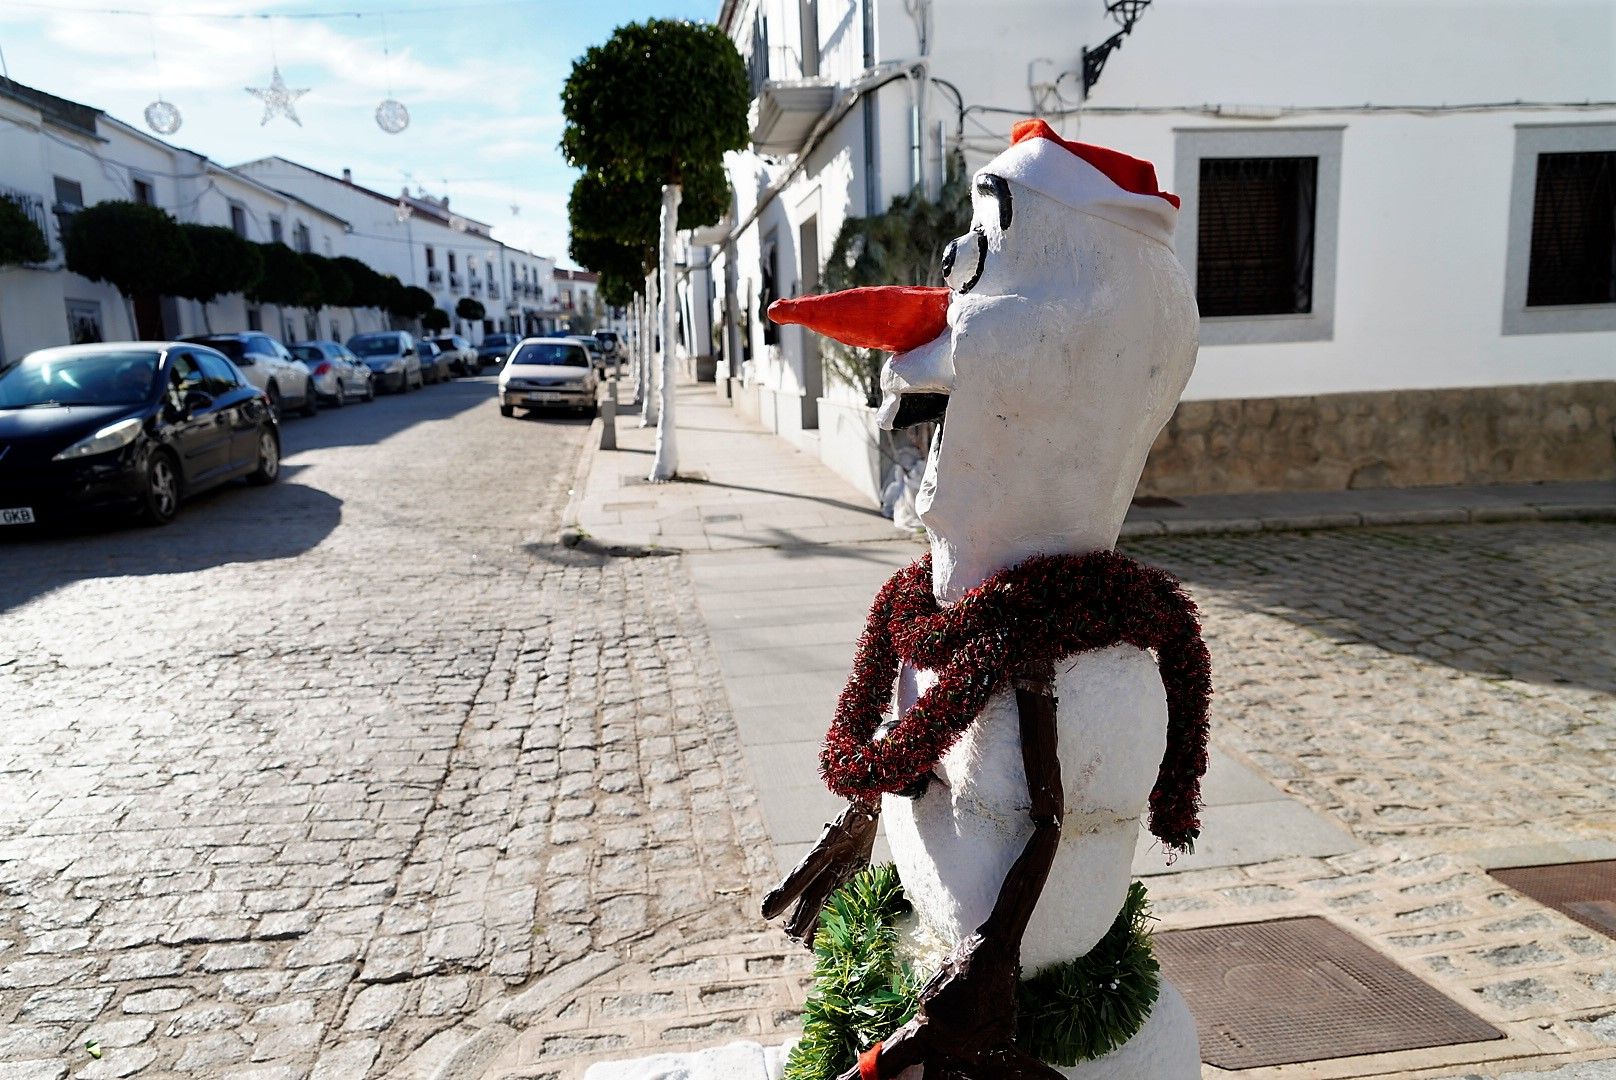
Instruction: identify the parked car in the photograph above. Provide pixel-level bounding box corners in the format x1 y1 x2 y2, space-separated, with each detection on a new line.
593 330 620 361
179 332 315 419
565 335 607 375
416 339 451 384
345 331 422 393
0 342 280 528
498 338 599 418
291 340 373 407
430 336 479 376
477 333 520 368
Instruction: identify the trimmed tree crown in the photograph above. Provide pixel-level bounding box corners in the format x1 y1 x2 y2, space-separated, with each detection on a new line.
65 201 192 299
175 224 262 305
560 19 749 187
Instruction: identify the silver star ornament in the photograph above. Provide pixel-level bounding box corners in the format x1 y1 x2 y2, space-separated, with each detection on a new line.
246 66 309 127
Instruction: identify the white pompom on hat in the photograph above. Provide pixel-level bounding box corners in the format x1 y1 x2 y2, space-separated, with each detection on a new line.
982 119 1180 247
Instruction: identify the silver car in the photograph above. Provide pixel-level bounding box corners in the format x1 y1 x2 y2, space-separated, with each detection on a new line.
179 332 316 419
430 336 480 376
292 341 373 406
346 331 423 393
417 340 452 384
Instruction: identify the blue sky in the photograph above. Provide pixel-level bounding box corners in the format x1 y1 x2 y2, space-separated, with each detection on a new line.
0 0 715 266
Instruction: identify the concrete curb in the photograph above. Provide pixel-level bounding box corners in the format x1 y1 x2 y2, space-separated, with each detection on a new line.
1119 502 1616 539
555 414 604 549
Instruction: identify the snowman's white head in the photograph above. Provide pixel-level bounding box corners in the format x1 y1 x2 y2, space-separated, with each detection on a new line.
878 121 1199 601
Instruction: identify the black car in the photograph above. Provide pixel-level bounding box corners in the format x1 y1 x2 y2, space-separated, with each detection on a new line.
0 342 280 528
476 333 520 367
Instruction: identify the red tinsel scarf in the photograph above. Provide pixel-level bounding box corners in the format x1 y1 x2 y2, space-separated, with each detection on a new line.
821 551 1212 852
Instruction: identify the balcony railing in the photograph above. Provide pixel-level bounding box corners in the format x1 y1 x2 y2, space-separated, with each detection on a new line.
427 269 444 287
487 283 501 299
449 274 463 290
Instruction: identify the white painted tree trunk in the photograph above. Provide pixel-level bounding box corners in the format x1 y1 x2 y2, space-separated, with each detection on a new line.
639 273 658 426
650 183 682 481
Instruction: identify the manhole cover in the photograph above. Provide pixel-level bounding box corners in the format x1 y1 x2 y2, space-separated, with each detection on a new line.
1154 916 1501 1069
1491 861 1616 938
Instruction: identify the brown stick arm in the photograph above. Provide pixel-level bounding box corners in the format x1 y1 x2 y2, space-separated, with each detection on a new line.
761 802 879 944
847 661 1066 1080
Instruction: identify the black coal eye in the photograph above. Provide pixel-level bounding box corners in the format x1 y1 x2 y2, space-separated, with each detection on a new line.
944 228 987 294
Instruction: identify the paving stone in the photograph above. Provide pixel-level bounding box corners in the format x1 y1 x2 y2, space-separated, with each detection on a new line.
73 1046 157 1079
119 988 192 1015
344 983 408 1032
21 988 114 1023
309 1037 380 1080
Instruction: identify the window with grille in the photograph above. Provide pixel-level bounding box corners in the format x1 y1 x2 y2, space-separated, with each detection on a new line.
229 203 247 238
1196 157 1318 317
1526 150 1616 307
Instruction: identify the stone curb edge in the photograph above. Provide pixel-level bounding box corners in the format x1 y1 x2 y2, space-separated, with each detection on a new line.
555 412 605 549
1118 503 1616 539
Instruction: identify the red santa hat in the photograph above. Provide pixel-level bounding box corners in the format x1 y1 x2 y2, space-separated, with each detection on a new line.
984 119 1179 247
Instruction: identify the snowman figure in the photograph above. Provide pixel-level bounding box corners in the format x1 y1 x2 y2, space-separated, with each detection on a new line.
765 121 1210 1080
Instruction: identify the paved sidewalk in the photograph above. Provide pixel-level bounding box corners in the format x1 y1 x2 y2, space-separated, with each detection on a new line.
554 378 1616 1080
564 381 1615 552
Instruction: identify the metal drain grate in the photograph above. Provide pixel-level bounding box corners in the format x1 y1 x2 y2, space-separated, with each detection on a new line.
1491 861 1616 939
1154 916 1501 1069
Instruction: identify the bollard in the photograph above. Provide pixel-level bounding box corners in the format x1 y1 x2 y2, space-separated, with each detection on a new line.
599 390 617 451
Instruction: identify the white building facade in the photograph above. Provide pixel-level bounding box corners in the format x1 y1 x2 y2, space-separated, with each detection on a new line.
233 158 558 343
0 77 369 365
706 0 1616 499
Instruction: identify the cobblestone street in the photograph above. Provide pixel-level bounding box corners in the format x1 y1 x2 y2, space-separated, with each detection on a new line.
2 377 1613 1079
0 382 794 1080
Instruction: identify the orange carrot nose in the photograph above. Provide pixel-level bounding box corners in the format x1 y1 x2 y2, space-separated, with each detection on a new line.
768 286 950 354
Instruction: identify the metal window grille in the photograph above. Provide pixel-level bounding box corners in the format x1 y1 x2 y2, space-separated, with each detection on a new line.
1527 150 1616 307
1197 156 1317 317
0 187 49 242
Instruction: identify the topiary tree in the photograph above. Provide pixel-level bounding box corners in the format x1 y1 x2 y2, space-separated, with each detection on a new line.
65 201 192 337
302 253 353 313
393 285 434 322
455 297 485 323
248 242 319 316
423 306 450 333
174 224 263 332
335 256 388 310
0 197 49 267
562 18 750 479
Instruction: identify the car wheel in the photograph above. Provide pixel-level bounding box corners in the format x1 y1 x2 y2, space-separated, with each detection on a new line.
139 450 181 525
500 404 514 418
265 382 282 421
248 428 280 486
329 383 346 408
363 376 375 402
301 388 319 417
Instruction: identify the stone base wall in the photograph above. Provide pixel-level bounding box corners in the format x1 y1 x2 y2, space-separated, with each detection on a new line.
1138 382 1616 497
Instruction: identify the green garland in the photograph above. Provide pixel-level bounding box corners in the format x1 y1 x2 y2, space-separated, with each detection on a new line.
785 867 1159 1080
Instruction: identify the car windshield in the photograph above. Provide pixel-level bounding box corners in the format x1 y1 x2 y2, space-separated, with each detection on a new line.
291 345 324 362
0 350 160 408
348 335 400 357
511 343 588 368
190 337 246 361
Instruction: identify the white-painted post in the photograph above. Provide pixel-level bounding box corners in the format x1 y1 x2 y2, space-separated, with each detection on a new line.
650 183 682 481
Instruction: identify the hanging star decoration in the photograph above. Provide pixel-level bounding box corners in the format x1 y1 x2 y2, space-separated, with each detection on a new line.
246 66 309 127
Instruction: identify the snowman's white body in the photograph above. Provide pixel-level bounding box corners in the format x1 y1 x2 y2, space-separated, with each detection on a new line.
875 124 1203 1077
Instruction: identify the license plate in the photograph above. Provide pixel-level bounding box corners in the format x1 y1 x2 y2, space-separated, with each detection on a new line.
1 507 36 525
526 394 564 404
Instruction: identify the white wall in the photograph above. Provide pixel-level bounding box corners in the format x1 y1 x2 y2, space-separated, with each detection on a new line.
717 0 1616 416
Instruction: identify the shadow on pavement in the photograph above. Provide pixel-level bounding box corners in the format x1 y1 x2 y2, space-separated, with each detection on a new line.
0 473 342 614
279 376 496 455
1127 522 1615 695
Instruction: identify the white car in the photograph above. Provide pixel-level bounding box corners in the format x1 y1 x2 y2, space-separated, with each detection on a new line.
179 333 315 419
498 338 598 417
